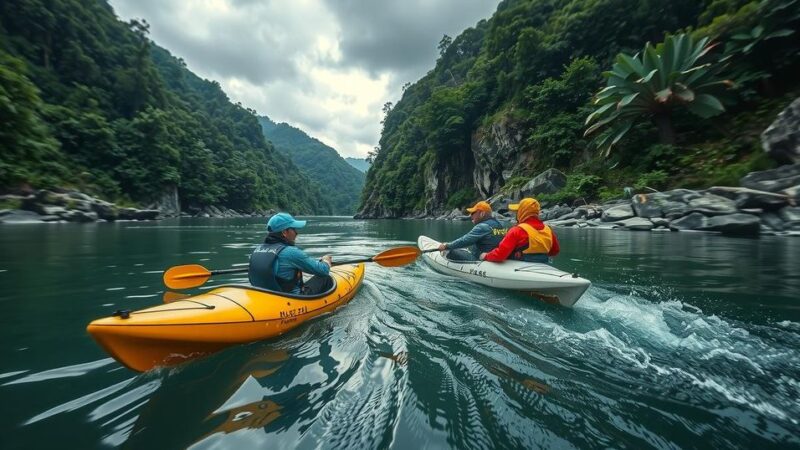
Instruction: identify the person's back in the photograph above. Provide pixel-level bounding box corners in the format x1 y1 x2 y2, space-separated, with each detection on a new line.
480 198 559 264
249 213 332 294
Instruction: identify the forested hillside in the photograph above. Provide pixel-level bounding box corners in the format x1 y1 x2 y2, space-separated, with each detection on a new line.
345 158 371 173
358 0 800 218
258 116 365 214
0 0 327 214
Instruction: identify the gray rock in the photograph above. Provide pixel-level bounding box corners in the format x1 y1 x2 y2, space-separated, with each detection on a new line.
662 188 703 203
782 184 800 202
687 193 738 216
91 201 118 221
0 210 44 223
760 212 784 231
601 204 635 222
661 200 691 219
651 217 670 227
148 186 180 217
618 217 654 231
542 205 573 221
118 208 139 220
516 168 567 199
471 117 527 197
778 206 800 225
761 97 800 164
59 210 98 222
631 193 664 218
573 206 601 220
702 213 761 236
706 186 789 211
33 204 67 216
670 212 709 231
548 218 579 227
740 163 800 192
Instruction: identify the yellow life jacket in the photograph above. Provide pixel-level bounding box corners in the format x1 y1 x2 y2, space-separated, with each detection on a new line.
517 222 554 255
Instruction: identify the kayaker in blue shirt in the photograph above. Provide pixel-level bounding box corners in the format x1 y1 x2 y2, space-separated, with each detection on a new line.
437 201 509 261
249 213 332 294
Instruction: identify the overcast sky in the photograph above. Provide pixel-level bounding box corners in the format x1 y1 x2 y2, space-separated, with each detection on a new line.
109 0 500 158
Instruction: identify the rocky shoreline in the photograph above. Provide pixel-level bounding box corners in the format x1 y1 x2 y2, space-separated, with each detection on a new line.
0 189 273 224
431 163 800 237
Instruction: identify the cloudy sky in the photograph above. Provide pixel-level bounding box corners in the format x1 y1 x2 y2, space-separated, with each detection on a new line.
109 0 500 158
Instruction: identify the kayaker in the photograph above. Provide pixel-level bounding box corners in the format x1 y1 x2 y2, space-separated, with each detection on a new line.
437 200 509 260
479 198 559 264
249 212 333 294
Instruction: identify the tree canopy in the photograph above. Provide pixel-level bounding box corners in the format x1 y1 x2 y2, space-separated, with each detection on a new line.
0 0 326 214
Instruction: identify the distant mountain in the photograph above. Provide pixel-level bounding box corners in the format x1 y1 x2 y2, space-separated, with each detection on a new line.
345 158 371 173
0 0 327 214
258 116 366 214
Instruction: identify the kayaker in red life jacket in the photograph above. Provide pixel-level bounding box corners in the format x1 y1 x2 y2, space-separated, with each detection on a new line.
479 198 560 264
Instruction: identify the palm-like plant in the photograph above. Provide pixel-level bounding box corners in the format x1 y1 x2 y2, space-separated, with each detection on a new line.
584 33 731 155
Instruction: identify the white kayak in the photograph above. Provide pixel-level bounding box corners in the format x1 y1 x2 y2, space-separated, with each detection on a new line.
417 235 591 307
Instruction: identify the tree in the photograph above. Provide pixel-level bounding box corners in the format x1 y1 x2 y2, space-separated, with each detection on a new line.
438 34 452 56
584 33 731 154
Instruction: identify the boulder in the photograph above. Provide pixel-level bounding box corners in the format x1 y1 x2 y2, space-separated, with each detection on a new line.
778 206 800 227
0 210 44 223
601 204 635 222
687 193 738 216
618 217 655 231
542 205 573 221
515 169 567 199
740 163 800 193
761 97 800 164
669 212 708 231
32 204 67 216
760 212 784 231
706 186 789 211
631 193 664 218
91 201 118 221
702 213 761 236
59 210 98 222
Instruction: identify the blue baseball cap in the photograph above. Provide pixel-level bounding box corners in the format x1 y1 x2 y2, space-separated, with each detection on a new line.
266 212 307 232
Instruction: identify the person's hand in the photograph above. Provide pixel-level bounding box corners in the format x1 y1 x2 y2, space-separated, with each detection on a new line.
479 253 487 261
437 243 447 252
322 255 333 266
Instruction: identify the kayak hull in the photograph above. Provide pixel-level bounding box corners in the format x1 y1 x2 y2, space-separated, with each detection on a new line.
418 236 590 307
87 264 364 372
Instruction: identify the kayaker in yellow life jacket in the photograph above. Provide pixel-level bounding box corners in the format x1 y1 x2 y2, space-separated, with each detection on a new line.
249 213 333 294
480 198 560 264
437 200 509 261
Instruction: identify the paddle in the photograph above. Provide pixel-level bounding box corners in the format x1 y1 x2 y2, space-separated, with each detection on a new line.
163 246 439 290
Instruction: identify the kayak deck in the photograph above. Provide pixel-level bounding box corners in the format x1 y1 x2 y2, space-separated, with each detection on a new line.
87 264 365 372
417 235 590 307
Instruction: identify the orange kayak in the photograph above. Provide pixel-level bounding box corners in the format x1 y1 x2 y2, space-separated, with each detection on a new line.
87 264 364 372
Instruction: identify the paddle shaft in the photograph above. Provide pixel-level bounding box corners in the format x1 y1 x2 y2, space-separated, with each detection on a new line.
198 249 437 275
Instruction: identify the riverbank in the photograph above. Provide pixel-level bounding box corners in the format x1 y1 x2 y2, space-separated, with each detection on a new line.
0 189 273 224
429 163 800 237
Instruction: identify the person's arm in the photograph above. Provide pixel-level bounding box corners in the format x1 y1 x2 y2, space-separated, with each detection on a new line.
447 223 490 249
548 230 560 256
284 247 331 276
484 227 525 262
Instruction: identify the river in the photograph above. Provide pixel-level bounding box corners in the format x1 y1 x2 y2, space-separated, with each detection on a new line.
0 217 798 449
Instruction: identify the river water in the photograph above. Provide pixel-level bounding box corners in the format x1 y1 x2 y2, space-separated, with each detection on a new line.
0 217 798 449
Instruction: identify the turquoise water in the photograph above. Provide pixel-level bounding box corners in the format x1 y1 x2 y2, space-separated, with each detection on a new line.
0 217 798 449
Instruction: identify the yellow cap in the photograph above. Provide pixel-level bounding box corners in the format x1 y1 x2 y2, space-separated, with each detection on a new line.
508 198 540 221
465 201 492 213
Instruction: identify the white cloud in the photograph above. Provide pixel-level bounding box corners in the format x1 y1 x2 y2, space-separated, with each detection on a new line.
109 0 500 158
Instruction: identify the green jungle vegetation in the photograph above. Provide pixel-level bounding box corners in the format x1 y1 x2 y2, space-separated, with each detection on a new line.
0 0 330 214
360 0 800 216
258 116 366 214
